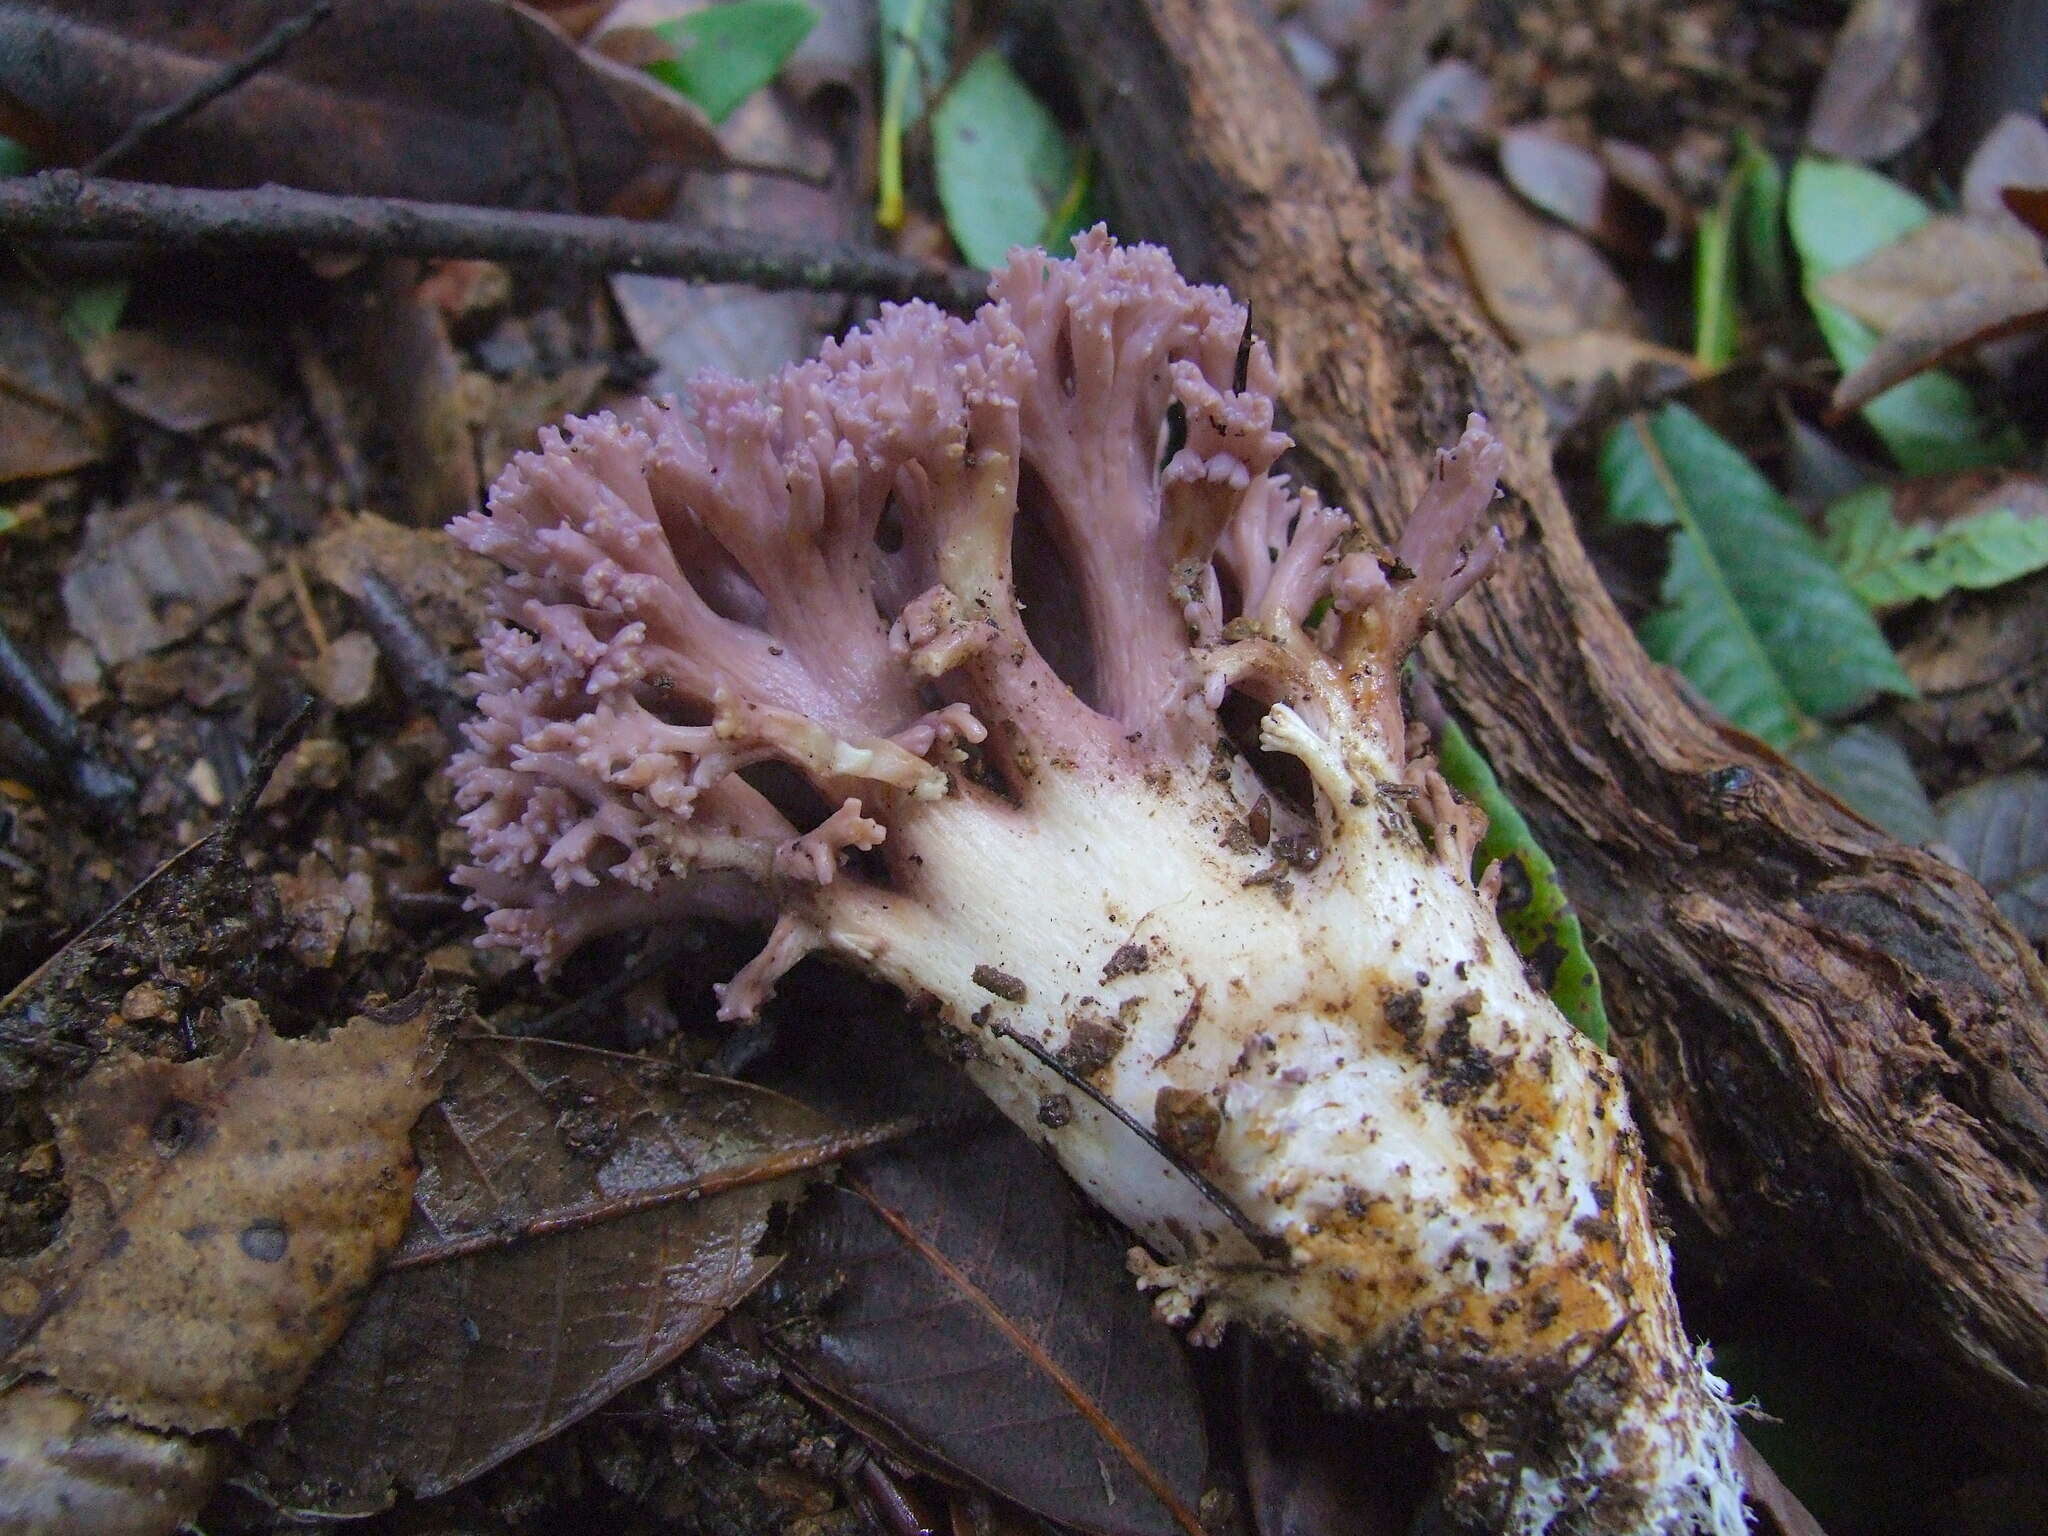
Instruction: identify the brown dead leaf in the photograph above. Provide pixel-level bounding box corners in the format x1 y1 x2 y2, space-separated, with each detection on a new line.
1522 332 1701 440
1963 113 2048 238
470 360 609 488
1379 59 1495 180
0 993 448 1432
1496 125 1680 260
355 260 479 526
1498 126 1608 238
1830 276 2048 415
83 320 283 434
2006 187 2048 242
0 288 110 484
766 993 1209 1536
1521 331 1700 394
1599 139 1691 260
61 501 266 666
1736 1433 1831 1536
1805 0 1938 163
308 511 498 691
244 1036 873 1514
0 0 721 214
613 86 853 390
0 1380 224 1536
1422 139 1640 347
1814 212 2045 329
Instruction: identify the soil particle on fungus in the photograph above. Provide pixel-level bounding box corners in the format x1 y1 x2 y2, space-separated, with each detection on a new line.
970 964 1027 1003
1101 942 1151 983
1155 1086 1222 1166
1060 1002 1126 1077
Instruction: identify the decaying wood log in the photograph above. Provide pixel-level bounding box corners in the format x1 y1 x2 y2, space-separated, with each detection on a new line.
1044 0 2048 1445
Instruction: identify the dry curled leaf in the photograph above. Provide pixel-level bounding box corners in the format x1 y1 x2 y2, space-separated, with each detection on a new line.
0 993 449 1432
1421 139 1640 347
1963 113 2048 239
1830 276 2048 415
1734 1433 1832 1536
82 320 283 434
0 0 722 213
1805 0 1939 163
0 287 110 484
244 1036 863 1515
1497 125 1679 260
1814 214 2046 333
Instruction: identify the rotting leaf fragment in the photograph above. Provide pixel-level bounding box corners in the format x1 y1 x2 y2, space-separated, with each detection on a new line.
243 1036 856 1514
0 991 449 1433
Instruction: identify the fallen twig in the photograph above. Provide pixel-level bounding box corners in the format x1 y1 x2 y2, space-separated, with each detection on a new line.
83 1 337 177
353 569 469 742
0 172 988 310
0 624 135 812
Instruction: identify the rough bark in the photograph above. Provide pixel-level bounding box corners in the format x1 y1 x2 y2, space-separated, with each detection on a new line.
1043 0 2048 1442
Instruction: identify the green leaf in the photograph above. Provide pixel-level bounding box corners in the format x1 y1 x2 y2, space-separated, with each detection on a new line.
1693 134 1787 368
61 278 129 345
648 0 818 125
876 0 950 229
1435 719 1609 1050
932 51 1083 269
1734 133 1790 318
1602 405 1914 746
1788 157 2015 474
1786 725 1935 843
0 137 32 178
1041 144 1101 255
1823 484 2048 610
1693 194 1738 369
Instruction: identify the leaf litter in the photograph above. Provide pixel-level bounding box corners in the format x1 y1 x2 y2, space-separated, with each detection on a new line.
0 0 725 213
0 992 450 1431
244 1034 891 1514
762 988 1211 1536
1936 772 2048 941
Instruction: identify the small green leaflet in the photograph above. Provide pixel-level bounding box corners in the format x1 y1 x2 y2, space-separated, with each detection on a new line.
62 278 129 345
1822 485 2048 611
1787 158 2014 474
1601 405 1913 749
648 0 817 125
876 0 950 228
932 50 1096 269
1434 719 1609 1049
1693 133 1786 368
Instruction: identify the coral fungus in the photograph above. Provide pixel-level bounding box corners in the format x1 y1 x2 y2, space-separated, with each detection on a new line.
449 230 1744 1533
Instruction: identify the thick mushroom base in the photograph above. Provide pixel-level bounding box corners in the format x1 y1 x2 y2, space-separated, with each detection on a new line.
819 749 1743 1536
